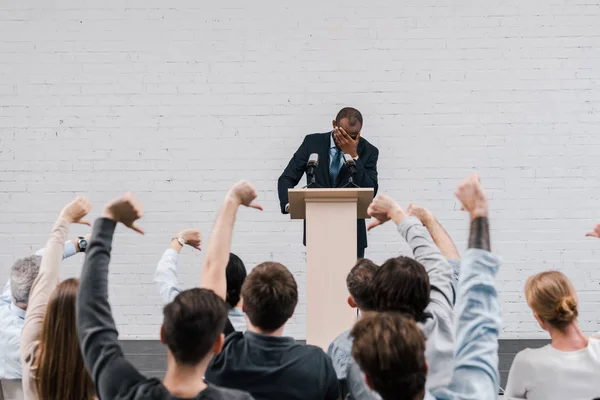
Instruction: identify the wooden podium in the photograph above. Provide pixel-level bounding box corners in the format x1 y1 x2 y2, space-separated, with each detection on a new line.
288 188 374 350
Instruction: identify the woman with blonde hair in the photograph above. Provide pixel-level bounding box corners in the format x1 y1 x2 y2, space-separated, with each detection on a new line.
20 197 96 400
505 270 600 400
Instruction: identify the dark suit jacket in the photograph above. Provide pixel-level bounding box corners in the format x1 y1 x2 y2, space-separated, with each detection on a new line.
277 132 379 250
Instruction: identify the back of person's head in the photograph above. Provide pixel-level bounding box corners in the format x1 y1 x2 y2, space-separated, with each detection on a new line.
10 255 42 308
225 253 246 309
346 258 379 311
162 288 228 365
241 262 298 332
351 312 427 400
336 107 363 128
371 256 430 322
525 270 578 330
35 278 95 400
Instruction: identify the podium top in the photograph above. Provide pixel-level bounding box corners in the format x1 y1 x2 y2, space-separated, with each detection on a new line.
288 188 374 219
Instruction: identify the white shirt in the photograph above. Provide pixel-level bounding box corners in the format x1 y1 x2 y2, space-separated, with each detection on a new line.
505 338 600 400
0 243 77 380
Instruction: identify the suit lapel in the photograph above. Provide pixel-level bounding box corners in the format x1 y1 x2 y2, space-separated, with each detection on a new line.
318 132 331 187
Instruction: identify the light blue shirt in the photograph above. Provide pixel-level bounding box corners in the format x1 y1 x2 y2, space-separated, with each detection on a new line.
330 131 344 171
0 242 77 380
154 249 247 332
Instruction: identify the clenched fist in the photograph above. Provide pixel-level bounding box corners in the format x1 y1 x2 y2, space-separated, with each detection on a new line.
455 173 488 219
179 229 202 250
407 204 434 227
367 194 406 231
226 180 263 210
60 196 92 226
102 192 145 234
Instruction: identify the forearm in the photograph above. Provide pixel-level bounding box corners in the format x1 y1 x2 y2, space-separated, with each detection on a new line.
398 217 453 300
200 198 238 300
424 218 459 260
154 248 182 304
21 218 70 349
77 218 122 385
34 239 78 259
469 217 491 251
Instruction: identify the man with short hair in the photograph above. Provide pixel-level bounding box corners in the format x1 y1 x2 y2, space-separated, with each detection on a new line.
278 107 379 258
0 238 86 381
350 173 501 400
328 259 379 380
345 201 460 399
202 182 339 400
76 193 254 400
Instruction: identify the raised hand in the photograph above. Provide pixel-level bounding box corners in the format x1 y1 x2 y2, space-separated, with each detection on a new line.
586 223 600 238
367 194 406 231
102 192 145 234
60 196 92 226
179 229 202 250
226 180 263 211
332 120 359 158
407 204 434 227
455 173 488 218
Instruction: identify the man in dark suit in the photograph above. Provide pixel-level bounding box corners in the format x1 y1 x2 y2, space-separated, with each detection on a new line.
277 107 379 258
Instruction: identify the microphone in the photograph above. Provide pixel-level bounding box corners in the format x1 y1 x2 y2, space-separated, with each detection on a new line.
343 154 359 188
306 153 319 187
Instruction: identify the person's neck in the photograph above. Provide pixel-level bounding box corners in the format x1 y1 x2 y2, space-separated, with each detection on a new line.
247 323 285 337
549 322 589 351
162 353 209 398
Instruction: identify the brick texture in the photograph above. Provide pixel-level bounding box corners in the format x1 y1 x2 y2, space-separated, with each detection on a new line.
1 0 599 339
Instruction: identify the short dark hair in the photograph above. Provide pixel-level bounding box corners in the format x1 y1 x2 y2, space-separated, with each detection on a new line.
162 288 228 365
351 312 427 400
226 253 246 309
241 262 298 332
371 256 430 322
336 107 363 129
346 259 379 311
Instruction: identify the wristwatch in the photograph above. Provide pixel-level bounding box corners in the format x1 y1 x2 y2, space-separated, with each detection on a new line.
78 236 88 253
176 237 185 246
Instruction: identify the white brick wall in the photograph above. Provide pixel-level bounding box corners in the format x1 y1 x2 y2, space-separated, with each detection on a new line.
1 0 599 339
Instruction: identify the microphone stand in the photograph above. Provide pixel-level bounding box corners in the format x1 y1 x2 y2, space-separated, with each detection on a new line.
304 164 322 188
342 161 359 188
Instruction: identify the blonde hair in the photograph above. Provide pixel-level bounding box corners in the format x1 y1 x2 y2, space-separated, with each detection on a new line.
525 271 578 330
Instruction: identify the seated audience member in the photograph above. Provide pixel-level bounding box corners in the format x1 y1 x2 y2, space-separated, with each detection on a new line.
351 173 501 400
505 270 600 400
154 229 248 331
201 181 339 400
328 259 379 381
20 197 95 400
0 226 86 384
346 201 457 399
76 193 254 400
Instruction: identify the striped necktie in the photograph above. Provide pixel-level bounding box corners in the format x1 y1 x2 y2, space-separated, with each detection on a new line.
329 148 343 186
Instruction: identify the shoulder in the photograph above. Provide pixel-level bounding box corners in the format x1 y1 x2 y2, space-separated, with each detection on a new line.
303 132 330 143
209 384 255 399
359 136 379 153
512 347 542 368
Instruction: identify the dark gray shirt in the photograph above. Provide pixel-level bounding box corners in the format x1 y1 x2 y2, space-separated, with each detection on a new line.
206 331 339 400
77 218 254 400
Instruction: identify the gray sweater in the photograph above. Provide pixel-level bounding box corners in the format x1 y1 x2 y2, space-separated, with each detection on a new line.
76 218 254 400
346 217 456 399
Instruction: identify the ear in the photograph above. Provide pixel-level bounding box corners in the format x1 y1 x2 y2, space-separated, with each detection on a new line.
213 333 225 355
364 373 375 390
159 324 167 345
533 312 549 331
425 359 429 375
242 303 246 313
348 296 358 308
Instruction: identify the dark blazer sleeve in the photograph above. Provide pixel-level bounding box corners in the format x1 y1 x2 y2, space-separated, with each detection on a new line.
277 136 309 213
354 146 379 196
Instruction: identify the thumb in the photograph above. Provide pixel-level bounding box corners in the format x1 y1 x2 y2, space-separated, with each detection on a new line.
78 219 92 226
585 232 599 238
249 201 263 211
367 219 382 232
129 223 145 235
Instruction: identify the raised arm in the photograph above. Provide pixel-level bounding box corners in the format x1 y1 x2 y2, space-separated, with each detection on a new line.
277 136 309 214
33 235 88 260
21 197 91 377
154 229 202 304
77 193 146 400
367 195 453 307
200 181 262 301
433 173 501 399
